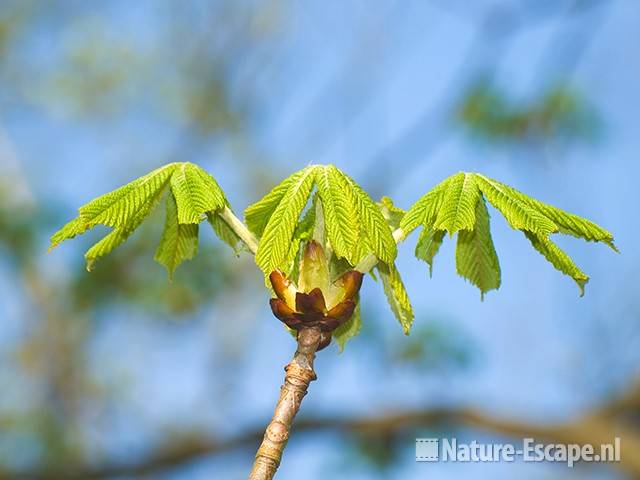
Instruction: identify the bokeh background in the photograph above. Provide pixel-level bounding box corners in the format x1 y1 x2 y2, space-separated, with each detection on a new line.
0 0 638 478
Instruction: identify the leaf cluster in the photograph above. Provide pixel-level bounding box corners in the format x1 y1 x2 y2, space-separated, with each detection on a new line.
50 162 617 349
50 162 239 277
401 172 616 296
246 165 397 276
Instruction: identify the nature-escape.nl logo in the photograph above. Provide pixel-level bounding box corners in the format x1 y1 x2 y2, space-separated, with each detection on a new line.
415 437 621 467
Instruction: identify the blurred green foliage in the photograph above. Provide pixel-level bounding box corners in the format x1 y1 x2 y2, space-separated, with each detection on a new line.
389 322 473 371
458 80 601 145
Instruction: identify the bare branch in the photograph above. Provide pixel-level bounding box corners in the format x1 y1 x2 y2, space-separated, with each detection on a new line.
248 327 321 479
6 388 639 479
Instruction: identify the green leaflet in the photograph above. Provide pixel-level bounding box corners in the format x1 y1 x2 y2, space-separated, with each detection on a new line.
335 169 397 265
455 197 501 298
310 196 325 246
474 174 557 236
478 175 616 250
400 178 450 234
85 229 131 271
329 254 354 284
154 193 199 278
79 163 177 230
524 231 589 295
255 166 317 275
351 230 375 266
170 162 226 224
285 195 319 280
86 182 167 270
404 171 615 295
433 172 480 234
415 228 445 276
378 196 405 231
333 295 361 352
378 262 414 334
316 165 359 264
244 170 303 237
49 217 88 251
50 162 234 274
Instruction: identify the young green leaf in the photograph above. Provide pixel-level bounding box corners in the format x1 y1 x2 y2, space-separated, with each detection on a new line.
85 230 133 272
378 196 405 231
244 170 303 237
474 174 557 236
284 195 319 279
524 231 589 295
334 169 397 265
170 162 226 224
400 177 450 234
477 174 616 250
455 197 501 298
414 228 445 276
154 193 199 278
403 171 615 295
433 172 480 234
255 166 317 276
377 262 414 334
315 165 359 264
251 164 398 270
50 162 234 275
78 163 177 231
86 185 166 270
49 217 88 251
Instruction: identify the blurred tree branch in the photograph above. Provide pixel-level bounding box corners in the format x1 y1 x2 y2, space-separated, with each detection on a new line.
4 380 638 479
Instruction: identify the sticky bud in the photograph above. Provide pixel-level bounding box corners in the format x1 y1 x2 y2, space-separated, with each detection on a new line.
269 269 297 309
268 243 365 345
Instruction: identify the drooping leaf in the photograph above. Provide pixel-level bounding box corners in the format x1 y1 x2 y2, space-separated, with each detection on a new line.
433 172 481 234
400 178 450 234
78 163 177 230
351 230 375 266
286 195 319 279
378 196 405 231
154 192 199 278
244 170 303 237
49 217 88 251
455 196 501 298
474 174 557 236
255 166 317 276
85 229 134 272
334 169 397 265
378 262 414 334
85 174 170 270
50 162 232 276
524 231 589 295
316 165 359 263
170 162 226 224
403 171 615 295
415 228 445 276
333 295 361 352
478 174 616 250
